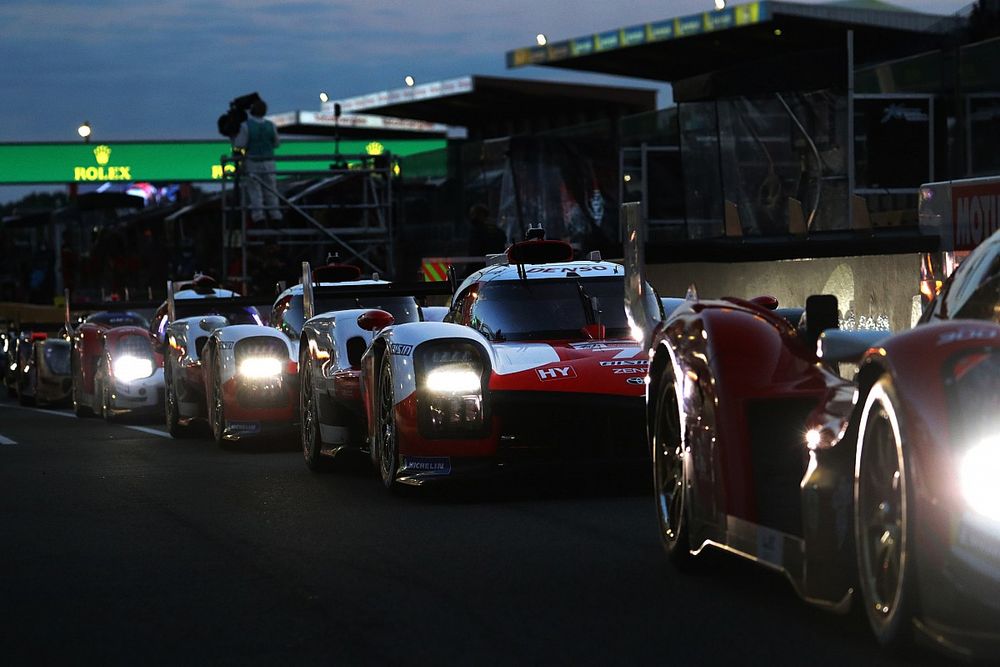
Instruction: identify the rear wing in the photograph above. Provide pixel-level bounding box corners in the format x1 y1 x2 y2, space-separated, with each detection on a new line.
622 202 663 350
165 281 269 323
300 262 454 320
64 288 163 332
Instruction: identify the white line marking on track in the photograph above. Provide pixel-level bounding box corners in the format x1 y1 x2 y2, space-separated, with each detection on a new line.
0 434 16 445
124 426 171 439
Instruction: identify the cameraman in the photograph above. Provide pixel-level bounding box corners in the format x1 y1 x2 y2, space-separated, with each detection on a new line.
233 98 282 225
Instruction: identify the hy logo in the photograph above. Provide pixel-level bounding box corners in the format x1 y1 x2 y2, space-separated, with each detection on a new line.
536 366 576 381
365 141 385 156
93 145 111 165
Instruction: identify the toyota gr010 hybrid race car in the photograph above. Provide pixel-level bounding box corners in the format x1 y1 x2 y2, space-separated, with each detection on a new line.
159 279 266 439
359 237 660 490
623 204 1000 659
18 333 72 407
194 263 390 445
67 303 164 421
297 266 452 471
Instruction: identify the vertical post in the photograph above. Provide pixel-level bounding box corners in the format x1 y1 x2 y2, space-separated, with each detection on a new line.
928 96 935 182
301 262 314 321
618 146 625 242
220 159 227 291
640 143 649 241
387 152 395 279
847 29 855 231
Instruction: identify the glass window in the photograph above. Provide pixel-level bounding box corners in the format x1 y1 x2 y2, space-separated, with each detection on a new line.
283 293 421 338
85 311 149 328
43 343 71 375
470 277 628 341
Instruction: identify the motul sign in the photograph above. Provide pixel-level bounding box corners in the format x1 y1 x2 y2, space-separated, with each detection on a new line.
952 181 1000 251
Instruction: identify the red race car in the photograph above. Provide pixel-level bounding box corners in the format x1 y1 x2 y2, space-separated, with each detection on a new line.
624 206 1000 659
69 305 163 421
360 234 657 490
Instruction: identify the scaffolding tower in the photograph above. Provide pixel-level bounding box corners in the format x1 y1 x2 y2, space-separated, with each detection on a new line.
219 151 396 291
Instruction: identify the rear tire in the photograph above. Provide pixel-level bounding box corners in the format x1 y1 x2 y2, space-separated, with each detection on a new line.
855 377 917 651
653 372 696 569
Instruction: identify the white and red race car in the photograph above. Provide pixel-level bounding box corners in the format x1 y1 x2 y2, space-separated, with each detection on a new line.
358 237 658 489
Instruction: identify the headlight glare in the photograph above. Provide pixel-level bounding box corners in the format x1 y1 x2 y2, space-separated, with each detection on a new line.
239 356 283 378
425 367 481 393
113 355 154 382
960 437 1000 523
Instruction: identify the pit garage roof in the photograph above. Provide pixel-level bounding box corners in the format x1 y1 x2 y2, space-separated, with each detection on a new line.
506 0 960 87
268 110 449 139
322 75 656 139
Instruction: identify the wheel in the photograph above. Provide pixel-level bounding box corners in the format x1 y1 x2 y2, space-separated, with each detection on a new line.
375 355 400 490
165 370 192 439
300 357 331 472
72 379 93 418
17 382 34 406
652 372 695 568
210 359 226 446
855 377 917 650
101 381 117 423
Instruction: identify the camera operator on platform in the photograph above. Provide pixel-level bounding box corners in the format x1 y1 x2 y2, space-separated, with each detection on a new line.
233 98 282 225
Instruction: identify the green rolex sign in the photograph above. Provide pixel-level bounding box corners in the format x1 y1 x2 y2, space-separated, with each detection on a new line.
0 139 446 185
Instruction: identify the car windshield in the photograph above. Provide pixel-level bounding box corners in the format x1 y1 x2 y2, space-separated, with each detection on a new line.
113 334 154 361
470 277 628 341
44 343 71 375
277 293 420 338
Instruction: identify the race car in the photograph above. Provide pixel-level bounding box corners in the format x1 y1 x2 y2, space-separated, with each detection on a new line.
297 268 451 470
68 306 164 421
359 235 657 489
160 277 265 438
194 263 373 445
623 204 1000 659
17 333 72 407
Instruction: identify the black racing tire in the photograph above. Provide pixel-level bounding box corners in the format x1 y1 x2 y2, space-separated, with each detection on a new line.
165 370 192 439
300 356 332 473
101 380 117 423
17 384 34 407
72 379 94 418
375 355 400 491
854 376 917 651
652 372 696 569
210 358 226 447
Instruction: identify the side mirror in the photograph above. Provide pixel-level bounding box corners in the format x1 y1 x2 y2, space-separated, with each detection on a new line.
357 309 394 333
750 295 779 310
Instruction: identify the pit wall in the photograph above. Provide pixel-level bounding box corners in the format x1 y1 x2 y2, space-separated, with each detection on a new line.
646 254 922 332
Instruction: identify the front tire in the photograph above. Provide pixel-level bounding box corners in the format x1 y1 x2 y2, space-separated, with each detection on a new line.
165 370 191 439
855 377 917 650
300 356 331 472
375 355 399 491
209 360 226 446
652 372 695 569
101 380 117 423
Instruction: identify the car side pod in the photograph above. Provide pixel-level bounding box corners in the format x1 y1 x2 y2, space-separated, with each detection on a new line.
357 310 394 333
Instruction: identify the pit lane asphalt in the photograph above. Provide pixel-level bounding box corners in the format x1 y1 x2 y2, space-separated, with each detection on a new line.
0 398 951 666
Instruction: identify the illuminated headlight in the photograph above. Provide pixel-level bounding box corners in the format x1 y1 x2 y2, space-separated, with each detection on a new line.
239 357 283 378
960 437 1000 523
113 356 154 382
425 367 481 393
417 342 488 436
9 362 15 371
2 338 8 353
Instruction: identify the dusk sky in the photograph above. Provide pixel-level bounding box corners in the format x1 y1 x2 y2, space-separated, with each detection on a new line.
1 0 973 146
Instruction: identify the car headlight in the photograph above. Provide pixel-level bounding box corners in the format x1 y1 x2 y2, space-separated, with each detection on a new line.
425 367 482 394
416 341 488 437
239 356 283 378
113 355 154 382
960 437 1000 523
